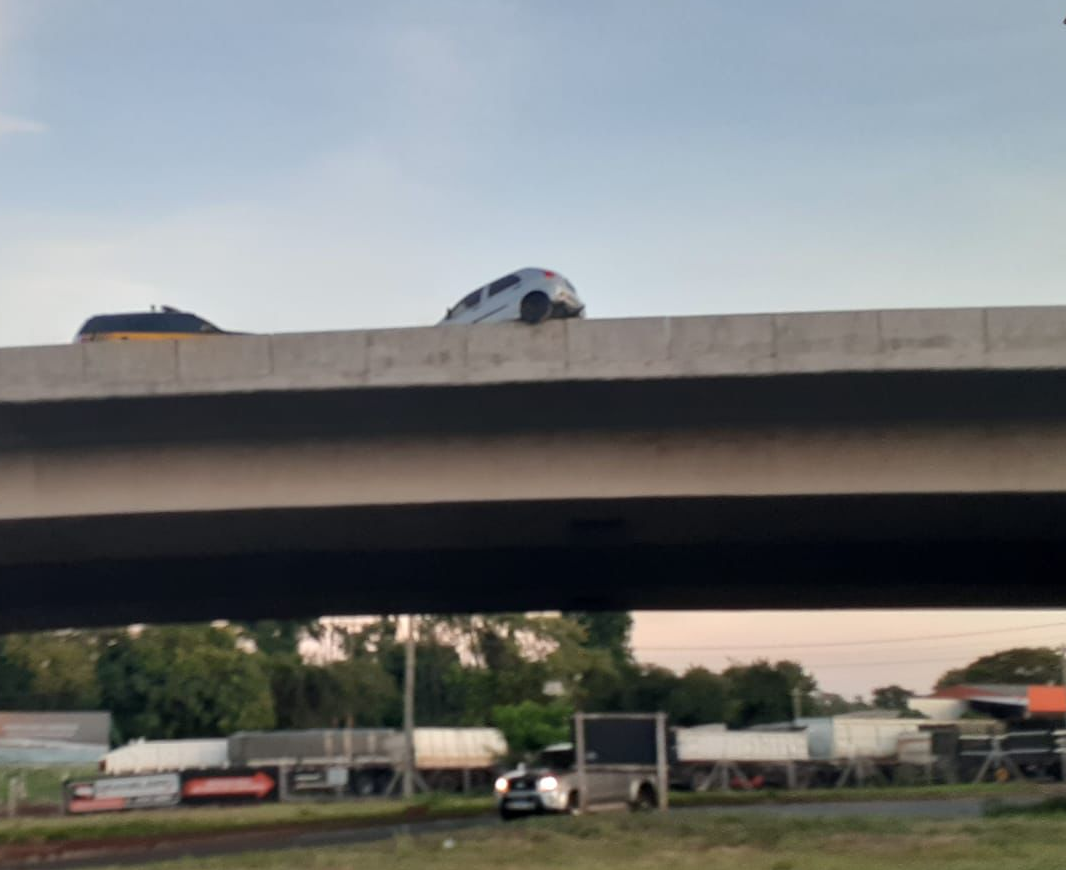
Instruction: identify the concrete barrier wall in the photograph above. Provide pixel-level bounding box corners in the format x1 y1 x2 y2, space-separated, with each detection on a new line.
4 307 1066 403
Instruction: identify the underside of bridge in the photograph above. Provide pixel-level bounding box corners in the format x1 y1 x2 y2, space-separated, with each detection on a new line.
3 367 1066 631
2 492 1066 631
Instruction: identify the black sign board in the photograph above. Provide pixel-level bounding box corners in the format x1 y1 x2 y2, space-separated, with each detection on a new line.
578 717 658 766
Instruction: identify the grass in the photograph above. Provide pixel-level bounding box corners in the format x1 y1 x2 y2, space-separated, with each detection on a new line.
0 781 1052 848
82 810 1066 870
0 766 98 807
670 781 1051 809
0 794 494 846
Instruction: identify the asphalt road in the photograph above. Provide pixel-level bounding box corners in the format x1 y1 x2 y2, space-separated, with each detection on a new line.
686 796 1037 820
11 796 1043 870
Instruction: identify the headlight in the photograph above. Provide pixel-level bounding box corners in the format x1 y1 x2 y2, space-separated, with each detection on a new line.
494 777 510 793
536 775 559 793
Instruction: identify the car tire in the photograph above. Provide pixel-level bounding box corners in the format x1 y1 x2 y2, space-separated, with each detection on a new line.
566 790 582 815
519 292 552 324
500 808 521 822
631 785 656 812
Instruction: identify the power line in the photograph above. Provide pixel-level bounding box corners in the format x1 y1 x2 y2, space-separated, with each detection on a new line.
807 653 1037 670
643 632 1066 659
635 620 1066 652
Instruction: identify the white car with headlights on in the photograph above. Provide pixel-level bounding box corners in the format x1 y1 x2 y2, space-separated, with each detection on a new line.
494 743 658 820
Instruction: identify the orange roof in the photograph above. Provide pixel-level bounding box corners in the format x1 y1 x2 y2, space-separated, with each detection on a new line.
1027 686 1066 715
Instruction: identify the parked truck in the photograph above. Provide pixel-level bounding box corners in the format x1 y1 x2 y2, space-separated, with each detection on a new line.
101 727 508 796
102 739 229 775
671 725 810 790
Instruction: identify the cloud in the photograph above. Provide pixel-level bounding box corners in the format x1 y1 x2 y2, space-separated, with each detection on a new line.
0 112 45 137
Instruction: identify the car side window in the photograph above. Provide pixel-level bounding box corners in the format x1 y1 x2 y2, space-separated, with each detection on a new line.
488 275 520 297
460 289 482 309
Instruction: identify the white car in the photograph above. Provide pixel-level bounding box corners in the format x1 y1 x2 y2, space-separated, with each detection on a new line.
494 743 659 820
441 268 585 325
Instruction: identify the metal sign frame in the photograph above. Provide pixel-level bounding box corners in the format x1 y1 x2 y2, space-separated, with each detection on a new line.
573 712 669 812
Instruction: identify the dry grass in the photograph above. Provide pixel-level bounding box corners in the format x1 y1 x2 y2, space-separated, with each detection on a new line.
89 811 1066 870
0 795 493 845
0 782 1052 847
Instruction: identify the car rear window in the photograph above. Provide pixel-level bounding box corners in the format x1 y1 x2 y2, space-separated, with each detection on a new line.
79 313 221 335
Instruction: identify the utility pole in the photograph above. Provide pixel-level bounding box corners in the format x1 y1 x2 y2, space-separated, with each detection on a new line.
1060 645 1066 732
791 686 803 724
1058 646 1066 782
402 615 417 799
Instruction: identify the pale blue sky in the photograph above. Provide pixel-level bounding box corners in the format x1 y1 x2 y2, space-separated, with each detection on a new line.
3 2 1066 696
2 1 1065 347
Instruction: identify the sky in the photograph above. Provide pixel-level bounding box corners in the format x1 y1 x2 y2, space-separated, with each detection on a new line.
3 1 1066 699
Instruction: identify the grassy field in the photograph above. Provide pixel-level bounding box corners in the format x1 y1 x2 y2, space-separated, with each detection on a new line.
0 782 1052 847
86 809 1066 870
0 766 98 807
0 794 495 845
671 781 1051 808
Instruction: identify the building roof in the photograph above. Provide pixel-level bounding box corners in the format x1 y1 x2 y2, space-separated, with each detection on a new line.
920 683 1065 718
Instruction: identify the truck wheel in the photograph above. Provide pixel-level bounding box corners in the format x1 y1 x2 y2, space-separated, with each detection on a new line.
519 292 552 324
632 785 656 812
353 772 376 797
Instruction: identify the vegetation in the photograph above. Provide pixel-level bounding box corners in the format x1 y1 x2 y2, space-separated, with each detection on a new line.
52 808 1066 870
0 614 843 749
0 794 494 846
0 766 97 806
936 647 1064 689
2 620 1060 756
870 685 915 712
0 783 1048 848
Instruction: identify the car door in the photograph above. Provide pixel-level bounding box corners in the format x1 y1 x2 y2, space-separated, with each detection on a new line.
475 274 522 323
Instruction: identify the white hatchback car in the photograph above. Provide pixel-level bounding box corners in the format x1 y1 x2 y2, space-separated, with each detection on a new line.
440 268 585 325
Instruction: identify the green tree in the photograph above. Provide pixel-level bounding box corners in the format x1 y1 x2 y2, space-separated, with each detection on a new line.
627 665 681 712
935 647 1062 689
97 625 275 741
0 637 34 708
665 667 727 725
491 700 573 757
872 685 914 711
723 660 817 728
238 620 315 658
2 631 101 709
566 612 633 665
326 657 402 727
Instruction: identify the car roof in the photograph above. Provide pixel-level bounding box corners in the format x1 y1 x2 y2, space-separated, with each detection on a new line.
77 310 223 334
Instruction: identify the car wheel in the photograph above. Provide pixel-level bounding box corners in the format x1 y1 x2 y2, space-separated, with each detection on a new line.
566 790 582 815
631 785 656 812
519 292 552 324
500 808 521 822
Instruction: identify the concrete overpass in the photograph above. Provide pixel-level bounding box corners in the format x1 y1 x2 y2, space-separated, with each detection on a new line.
4 306 1066 630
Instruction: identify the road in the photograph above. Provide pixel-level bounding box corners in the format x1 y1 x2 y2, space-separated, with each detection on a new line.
10 796 1043 869
685 796 1037 820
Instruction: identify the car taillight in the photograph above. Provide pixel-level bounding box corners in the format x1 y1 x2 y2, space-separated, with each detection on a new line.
543 270 556 278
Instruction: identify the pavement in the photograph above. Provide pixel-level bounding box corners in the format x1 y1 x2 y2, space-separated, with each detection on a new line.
684 796 1039 820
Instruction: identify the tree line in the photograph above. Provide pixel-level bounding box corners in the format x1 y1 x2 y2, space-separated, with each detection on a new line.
0 612 1050 753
